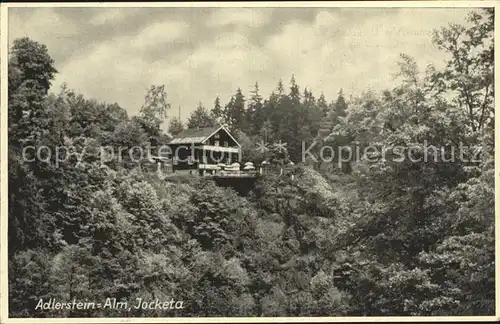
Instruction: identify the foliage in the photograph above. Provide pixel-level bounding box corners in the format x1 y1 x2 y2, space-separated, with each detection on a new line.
187 102 216 129
139 85 170 131
168 116 185 136
8 9 494 318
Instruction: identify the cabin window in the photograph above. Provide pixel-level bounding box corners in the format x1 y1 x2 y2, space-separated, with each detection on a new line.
214 133 220 139
214 140 219 146
224 141 228 147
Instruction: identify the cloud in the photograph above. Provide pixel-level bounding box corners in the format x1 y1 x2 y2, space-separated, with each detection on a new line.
53 17 191 111
9 8 78 41
206 8 273 28
88 8 143 26
8 7 474 125
145 31 275 118
262 8 469 97
54 39 149 113
314 10 339 30
132 21 191 48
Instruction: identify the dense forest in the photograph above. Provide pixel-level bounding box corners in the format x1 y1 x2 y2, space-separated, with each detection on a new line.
8 9 494 317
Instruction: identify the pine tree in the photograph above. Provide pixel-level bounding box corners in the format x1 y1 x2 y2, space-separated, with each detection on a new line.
303 88 322 137
223 96 235 129
334 89 347 118
225 88 246 133
317 93 329 118
187 102 216 129
211 95 224 124
276 79 285 96
246 82 263 135
289 74 301 105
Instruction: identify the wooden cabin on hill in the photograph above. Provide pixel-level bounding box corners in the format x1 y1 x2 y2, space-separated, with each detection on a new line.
151 124 296 180
166 124 244 176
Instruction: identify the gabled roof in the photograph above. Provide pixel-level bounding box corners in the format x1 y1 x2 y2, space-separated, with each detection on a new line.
168 124 241 147
168 126 219 144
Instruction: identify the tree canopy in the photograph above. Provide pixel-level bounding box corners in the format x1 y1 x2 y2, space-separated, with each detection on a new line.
7 9 495 318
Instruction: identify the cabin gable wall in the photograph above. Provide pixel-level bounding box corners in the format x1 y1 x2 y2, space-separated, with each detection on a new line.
205 129 238 147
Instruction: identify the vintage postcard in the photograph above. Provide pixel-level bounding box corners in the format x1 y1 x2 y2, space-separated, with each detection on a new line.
0 1 498 323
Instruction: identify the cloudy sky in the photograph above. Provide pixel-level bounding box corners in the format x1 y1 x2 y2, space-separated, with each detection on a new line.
8 6 472 122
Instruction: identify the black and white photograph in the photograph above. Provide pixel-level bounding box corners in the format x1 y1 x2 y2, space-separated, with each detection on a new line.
1 1 497 321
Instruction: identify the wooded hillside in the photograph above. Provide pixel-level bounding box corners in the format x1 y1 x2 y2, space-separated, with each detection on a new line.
7 8 494 317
